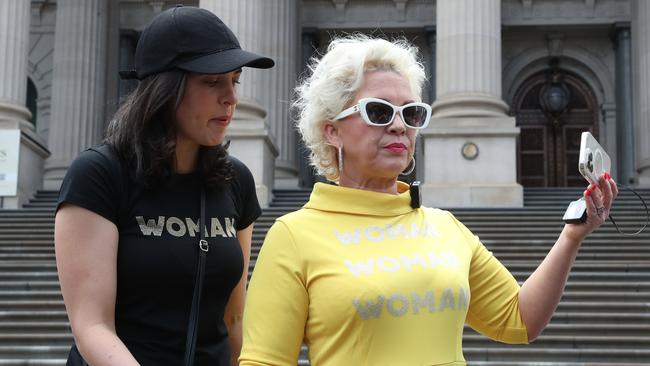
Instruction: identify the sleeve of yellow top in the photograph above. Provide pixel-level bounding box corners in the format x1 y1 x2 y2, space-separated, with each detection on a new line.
239 220 308 366
446 212 529 344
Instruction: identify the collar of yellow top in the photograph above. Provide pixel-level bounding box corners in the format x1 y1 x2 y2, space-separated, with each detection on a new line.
303 181 415 216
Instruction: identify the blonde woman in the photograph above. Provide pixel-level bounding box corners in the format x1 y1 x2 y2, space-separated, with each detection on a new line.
239 35 617 365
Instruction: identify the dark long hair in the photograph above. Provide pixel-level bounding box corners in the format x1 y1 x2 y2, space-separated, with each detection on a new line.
105 70 233 189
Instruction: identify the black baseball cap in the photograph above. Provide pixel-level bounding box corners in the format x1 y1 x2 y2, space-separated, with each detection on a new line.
120 5 274 80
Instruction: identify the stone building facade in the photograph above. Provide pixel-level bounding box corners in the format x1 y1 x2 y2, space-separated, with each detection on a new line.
0 0 647 208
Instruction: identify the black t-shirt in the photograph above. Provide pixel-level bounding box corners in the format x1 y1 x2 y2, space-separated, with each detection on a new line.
57 145 261 365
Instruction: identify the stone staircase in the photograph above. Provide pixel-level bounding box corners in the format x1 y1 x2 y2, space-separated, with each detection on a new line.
0 187 649 365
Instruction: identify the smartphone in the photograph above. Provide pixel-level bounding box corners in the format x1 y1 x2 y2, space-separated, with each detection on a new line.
578 132 611 185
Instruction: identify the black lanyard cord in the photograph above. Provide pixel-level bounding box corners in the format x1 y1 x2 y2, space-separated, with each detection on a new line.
608 184 649 236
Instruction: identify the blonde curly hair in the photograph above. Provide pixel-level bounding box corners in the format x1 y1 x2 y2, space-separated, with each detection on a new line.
294 34 427 181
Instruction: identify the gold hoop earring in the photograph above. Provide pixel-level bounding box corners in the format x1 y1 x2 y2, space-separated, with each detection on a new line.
401 157 415 175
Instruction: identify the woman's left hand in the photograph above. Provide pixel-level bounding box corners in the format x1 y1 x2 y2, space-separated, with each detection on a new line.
564 172 619 242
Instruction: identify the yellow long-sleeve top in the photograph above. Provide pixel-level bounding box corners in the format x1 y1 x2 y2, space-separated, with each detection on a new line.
241 182 528 366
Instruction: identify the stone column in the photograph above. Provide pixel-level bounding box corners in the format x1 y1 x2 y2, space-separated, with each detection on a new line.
422 0 522 207
600 103 618 179
433 0 508 118
258 0 299 186
200 0 278 206
613 23 635 185
43 0 109 190
0 0 30 126
632 1 650 187
425 27 436 104
103 0 121 120
419 27 437 182
0 0 49 207
298 28 319 188
118 31 138 102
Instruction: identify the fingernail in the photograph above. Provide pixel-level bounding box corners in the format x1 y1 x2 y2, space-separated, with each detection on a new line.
585 189 592 197
604 172 611 180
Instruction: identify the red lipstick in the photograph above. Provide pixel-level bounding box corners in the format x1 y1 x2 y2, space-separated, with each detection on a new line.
385 143 407 153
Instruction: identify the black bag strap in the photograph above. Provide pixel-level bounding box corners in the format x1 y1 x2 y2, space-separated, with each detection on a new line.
184 186 209 366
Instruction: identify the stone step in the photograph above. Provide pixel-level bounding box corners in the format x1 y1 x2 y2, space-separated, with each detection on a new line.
498 253 650 260
30 196 58 201
4 289 647 303
293 346 650 364
14 269 648 290
469 363 645 366
257 214 648 223
270 190 649 199
0 254 55 260
271 198 647 207
0 243 54 248
462 347 650 363
510 272 650 282
0 263 57 271
0 291 63 300
2 188 647 365
1 322 646 338
0 311 68 322
533 281 650 292
247 245 650 257
259 207 649 215
0 241 55 246
0 301 66 311
0 272 59 282
244 263 647 277
26 197 57 202
500 262 650 272
10 299 646 313
0 235 54 241
251 222 649 232
463 334 650 348
0 210 54 216
0 281 61 291
0 223 53 229
0 322 70 333
0 348 68 364
248 232 650 241
512 323 650 336
0 333 72 346
0 358 66 365
22 203 58 209
550 312 650 324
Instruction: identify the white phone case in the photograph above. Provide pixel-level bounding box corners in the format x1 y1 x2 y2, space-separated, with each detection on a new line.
578 132 611 185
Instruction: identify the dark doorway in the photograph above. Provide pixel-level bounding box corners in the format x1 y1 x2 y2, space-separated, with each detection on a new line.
26 78 38 127
513 69 599 187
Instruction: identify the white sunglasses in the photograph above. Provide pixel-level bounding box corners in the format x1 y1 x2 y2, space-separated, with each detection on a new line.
333 97 432 129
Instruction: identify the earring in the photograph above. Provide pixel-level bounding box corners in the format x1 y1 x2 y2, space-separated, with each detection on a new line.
337 144 344 173
401 157 415 175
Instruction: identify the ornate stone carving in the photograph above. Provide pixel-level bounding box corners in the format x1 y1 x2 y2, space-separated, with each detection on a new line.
149 1 165 14
547 33 565 56
503 0 629 25
393 0 409 11
30 0 48 26
332 0 348 11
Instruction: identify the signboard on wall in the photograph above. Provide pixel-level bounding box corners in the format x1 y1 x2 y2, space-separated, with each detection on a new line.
0 130 21 196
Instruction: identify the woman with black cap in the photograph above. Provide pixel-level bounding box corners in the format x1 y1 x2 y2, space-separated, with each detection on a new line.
54 6 274 366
